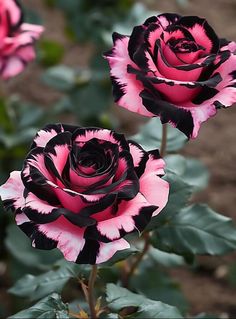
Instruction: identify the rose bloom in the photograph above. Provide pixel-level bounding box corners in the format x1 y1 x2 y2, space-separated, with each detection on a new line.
104 13 236 138
0 124 169 264
0 0 44 79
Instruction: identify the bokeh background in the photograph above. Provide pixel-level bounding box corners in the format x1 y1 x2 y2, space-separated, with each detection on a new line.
1 0 236 317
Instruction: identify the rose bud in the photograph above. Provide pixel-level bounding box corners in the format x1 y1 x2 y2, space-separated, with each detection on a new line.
0 0 44 79
104 13 236 138
0 124 169 264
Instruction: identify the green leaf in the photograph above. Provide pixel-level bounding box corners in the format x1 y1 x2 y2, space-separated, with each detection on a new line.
104 3 157 44
106 284 183 318
5 224 61 271
149 247 185 267
0 128 37 149
165 155 209 191
8 260 81 301
182 158 209 191
39 39 65 67
131 119 187 152
0 98 14 131
70 81 111 122
147 172 194 231
9 293 69 319
151 204 236 255
129 261 188 314
42 65 76 91
101 246 139 266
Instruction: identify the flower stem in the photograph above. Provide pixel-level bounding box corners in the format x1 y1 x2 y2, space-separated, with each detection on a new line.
88 265 98 319
123 232 150 287
123 124 168 287
160 123 168 157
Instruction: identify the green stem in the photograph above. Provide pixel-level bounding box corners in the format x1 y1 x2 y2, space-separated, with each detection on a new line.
123 233 150 287
123 124 168 287
160 123 168 157
88 265 98 319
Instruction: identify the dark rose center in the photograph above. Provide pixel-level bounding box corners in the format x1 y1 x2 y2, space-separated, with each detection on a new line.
168 37 205 54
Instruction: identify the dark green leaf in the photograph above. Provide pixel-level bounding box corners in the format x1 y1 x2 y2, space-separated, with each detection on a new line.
132 119 187 152
101 246 139 266
5 224 61 271
104 3 157 44
152 204 236 255
9 293 69 319
149 247 185 267
8 260 82 301
39 39 65 67
165 155 209 191
129 260 188 314
70 81 111 121
182 158 209 191
106 284 183 318
147 172 194 231
42 65 76 91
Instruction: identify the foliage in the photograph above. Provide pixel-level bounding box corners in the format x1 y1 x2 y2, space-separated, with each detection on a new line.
106 284 183 318
0 1 235 318
132 119 187 152
9 293 69 319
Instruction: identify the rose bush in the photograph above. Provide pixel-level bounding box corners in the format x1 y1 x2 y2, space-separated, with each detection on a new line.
0 123 169 264
0 0 43 79
104 13 236 138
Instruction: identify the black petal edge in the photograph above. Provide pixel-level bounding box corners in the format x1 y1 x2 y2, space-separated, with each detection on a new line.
19 221 58 250
178 16 220 53
84 204 158 243
31 123 79 149
75 239 100 264
127 140 149 178
140 88 194 138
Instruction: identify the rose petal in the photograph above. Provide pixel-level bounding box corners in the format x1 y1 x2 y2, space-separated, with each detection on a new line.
96 238 130 264
84 193 157 242
73 127 129 152
139 151 169 216
0 171 25 212
104 32 152 117
178 16 219 54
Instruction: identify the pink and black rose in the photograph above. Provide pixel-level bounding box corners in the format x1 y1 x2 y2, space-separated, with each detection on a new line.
0 0 43 79
0 124 169 264
104 13 236 138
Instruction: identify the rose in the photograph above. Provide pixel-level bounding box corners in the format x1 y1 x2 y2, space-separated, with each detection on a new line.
104 13 236 138
0 0 43 79
0 124 169 264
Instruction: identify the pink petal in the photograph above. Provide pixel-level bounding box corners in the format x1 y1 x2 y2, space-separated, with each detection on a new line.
104 34 152 117
153 80 200 104
74 128 128 152
184 54 236 138
1 57 24 79
128 141 146 169
33 125 64 148
140 152 169 216
38 217 85 262
96 193 156 241
157 47 204 82
0 171 25 210
25 192 57 215
20 23 44 37
96 238 130 264
5 0 22 26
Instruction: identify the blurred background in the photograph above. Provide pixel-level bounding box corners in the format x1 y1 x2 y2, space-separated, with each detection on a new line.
1 0 236 317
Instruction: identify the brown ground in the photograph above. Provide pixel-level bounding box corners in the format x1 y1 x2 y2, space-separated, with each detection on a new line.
2 0 236 317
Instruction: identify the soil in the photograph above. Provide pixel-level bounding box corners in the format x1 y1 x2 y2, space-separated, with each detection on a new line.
2 0 236 317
